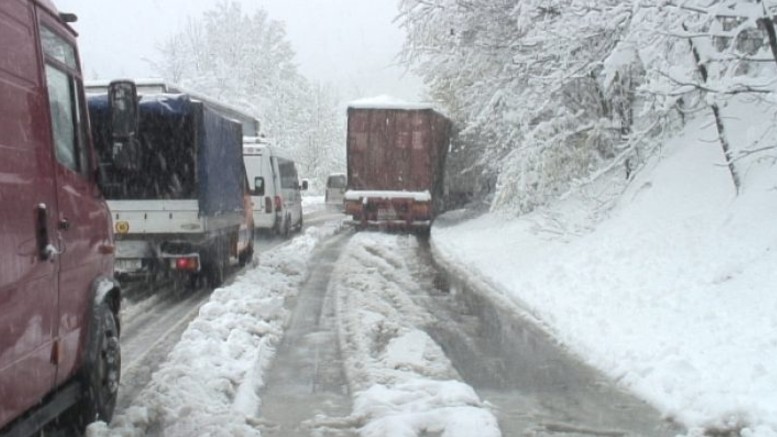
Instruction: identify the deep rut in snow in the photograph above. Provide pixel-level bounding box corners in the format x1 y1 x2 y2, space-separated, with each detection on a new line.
259 232 357 437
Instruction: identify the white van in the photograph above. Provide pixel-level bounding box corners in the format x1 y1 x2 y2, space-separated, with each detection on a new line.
243 139 307 236
325 173 347 210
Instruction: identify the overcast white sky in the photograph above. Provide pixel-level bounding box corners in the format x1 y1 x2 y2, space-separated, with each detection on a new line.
55 0 423 102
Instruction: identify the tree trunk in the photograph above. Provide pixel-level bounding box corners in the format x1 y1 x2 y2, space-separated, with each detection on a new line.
683 24 741 194
758 16 777 69
756 0 777 68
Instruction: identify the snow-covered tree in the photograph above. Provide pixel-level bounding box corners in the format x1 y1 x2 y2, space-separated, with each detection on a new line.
153 1 345 185
399 0 777 213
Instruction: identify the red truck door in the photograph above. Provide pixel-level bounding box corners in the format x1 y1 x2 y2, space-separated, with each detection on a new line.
0 0 60 427
38 17 113 385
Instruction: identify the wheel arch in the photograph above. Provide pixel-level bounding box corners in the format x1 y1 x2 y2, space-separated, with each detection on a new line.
91 276 122 336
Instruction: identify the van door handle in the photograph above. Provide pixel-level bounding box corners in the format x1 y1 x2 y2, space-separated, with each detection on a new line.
58 218 71 231
36 204 54 261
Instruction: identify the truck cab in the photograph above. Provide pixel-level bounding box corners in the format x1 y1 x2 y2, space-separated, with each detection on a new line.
0 0 122 434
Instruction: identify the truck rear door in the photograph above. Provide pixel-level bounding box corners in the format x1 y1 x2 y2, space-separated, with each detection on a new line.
0 0 59 427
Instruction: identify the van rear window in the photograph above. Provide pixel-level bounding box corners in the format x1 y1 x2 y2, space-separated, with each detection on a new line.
327 174 346 189
278 159 298 189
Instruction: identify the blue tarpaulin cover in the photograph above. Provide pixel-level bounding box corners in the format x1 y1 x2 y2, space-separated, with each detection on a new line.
88 93 244 217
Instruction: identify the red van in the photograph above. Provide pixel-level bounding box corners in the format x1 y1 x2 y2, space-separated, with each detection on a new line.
0 0 122 434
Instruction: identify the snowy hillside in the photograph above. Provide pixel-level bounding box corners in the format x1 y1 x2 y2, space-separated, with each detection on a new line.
432 98 777 435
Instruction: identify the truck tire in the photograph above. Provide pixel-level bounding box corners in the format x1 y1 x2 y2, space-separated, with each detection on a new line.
206 238 227 288
69 303 121 430
238 242 254 267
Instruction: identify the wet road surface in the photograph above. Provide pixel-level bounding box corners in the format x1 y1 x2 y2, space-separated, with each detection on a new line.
410 239 683 436
259 232 356 437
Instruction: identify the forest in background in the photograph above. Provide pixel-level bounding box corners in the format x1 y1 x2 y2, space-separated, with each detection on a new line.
152 2 345 192
398 0 777 214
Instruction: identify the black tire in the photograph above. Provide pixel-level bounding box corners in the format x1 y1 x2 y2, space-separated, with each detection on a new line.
295 214 303 233
238 242 253 267
186 272 202 291
206 241 226 288
282 214 291 238
72 303 121 430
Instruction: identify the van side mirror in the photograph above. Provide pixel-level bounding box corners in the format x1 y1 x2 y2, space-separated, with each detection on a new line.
108 80 140 171
301 179 308 191
254 177 265 196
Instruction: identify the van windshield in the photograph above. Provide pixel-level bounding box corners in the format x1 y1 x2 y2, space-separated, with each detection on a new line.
327 174 346 189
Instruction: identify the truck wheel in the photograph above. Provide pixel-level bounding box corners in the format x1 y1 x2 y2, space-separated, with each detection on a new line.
208 262 225 288
70 303 121 430
206 239 227 288
238 242 254 267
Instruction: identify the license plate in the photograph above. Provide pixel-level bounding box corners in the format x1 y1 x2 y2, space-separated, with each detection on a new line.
115 259 142 272
377 208 397 220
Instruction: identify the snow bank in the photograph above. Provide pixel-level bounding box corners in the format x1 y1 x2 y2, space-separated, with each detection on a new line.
89 225 338 437
331 233 501 437
432 99 777 435
432 98 777 436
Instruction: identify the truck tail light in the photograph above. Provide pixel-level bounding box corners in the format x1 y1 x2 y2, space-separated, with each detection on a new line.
173 257 199 271
264 196 272 213
412 202 431 219
274 196 283 211
344 200 361 216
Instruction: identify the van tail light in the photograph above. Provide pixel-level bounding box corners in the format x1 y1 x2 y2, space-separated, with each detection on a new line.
274 196 283 211
173 257 199 271
264 196 272 213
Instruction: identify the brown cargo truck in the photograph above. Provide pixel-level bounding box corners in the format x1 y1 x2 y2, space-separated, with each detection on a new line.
344 96 451 230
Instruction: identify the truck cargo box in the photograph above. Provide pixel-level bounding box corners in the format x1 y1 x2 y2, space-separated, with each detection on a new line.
345 96 451 228
88 92 248 285
88 93 244 218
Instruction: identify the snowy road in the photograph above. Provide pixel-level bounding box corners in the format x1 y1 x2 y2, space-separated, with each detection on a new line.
259 232 356 436
118 285 212 414
256 231 681 436
412 240 683 436
328 233 682 436
114 208 346 420
99 210 680 436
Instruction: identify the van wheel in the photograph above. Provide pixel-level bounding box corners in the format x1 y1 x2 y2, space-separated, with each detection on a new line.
296 215 303 232
70 303 121 430
282 215 291 238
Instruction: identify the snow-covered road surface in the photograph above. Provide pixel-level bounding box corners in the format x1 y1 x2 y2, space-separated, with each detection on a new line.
117 286 212 414
330 233 679 436
259 232 355 436
90 208 680 436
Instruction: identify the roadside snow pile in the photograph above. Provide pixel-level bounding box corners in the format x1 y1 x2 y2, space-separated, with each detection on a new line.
331 233 501 437
432 99 777 435
89 225 337 437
